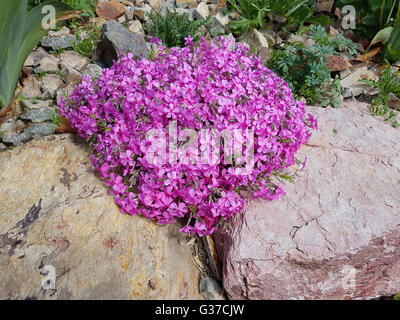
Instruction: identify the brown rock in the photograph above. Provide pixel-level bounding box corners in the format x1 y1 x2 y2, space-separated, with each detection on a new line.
21 75 42 99
59 51 89 72
176 0 197 8
215 102 400 300
388 93 400 111
326 55 352 72
134 9 145 21
315 0 334 12
96 0 126 20
0 135 204 299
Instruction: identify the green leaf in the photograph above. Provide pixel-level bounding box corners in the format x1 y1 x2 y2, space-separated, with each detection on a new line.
0 0 71 109
385 22 400 62
370 26 394 48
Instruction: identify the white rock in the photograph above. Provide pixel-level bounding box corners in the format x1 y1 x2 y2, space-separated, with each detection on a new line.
128 20 144 34
193 1 209 20
341 67 379 98
242 29 269 51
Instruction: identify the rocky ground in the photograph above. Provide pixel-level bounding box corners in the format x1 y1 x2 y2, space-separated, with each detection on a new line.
0 0 399 300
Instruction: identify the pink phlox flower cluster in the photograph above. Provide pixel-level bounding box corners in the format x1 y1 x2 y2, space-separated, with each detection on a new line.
59 37 317 236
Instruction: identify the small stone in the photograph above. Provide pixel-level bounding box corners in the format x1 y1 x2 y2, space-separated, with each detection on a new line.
176 0 197 8
21 100 54 110
41 35 78 51
1 131 31 146
20 108 58 123
208 4 219 15
199 277 224 300
273 14 287 24
148 0 162 9
341 67 379 98
56 83 77 105
96 0 126 20
21 76 42 99
48 26 70 37
24 123 57 139
0 119 25 136
242 29 269 51
315 0 334 12
214 11 229 27
259 47 270 65
388 93 400 111
60 66 82 84
304 38 316 48
118 15 127 24
193 2 209 19
355 42 365 53
60 51 89 72
344 29 356 41
128 20 144 34
125 6 135 20
35 54 60 73
40 74 64 99
0 143 6 151
328 26 340 35
326 55 352 72
287 34 306 44
94 21 149 68
82 64 103 80
134 4 151 22
210 23 225 37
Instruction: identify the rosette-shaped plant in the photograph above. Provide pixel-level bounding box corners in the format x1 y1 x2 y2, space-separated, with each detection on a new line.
60 36 317 236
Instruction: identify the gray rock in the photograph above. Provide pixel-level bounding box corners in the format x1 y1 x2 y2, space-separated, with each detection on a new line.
94 21 149 68
287 34 306 44
2 122 57 146
199 277 225 300
216 102 400 300
60 66 82 85
0 143 6 151
24 49 60 73
214 11 230 27
341 67 379 98
1 131 32 146
176 0 197 8
242 29 269 52
59 51 89 72
20 108 58 123
193 2 209 20
21 76 42 99
41 35 79 51
82 64 103 79
56 83 77 105
210 23 225 37
0 119 26 137
40 74 64 99
21 100 54 110
23 123 57 138
48 26 70 37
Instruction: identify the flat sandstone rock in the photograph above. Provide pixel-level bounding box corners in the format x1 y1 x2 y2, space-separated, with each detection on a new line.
215 102 400 300
0 135 203 300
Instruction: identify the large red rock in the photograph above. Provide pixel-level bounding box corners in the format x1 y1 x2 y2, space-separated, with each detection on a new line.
215 102 400 300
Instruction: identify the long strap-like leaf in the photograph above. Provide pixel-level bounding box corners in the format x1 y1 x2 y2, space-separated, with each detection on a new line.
0 0 71 108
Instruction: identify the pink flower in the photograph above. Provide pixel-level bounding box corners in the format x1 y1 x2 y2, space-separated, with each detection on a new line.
59 37 317 236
